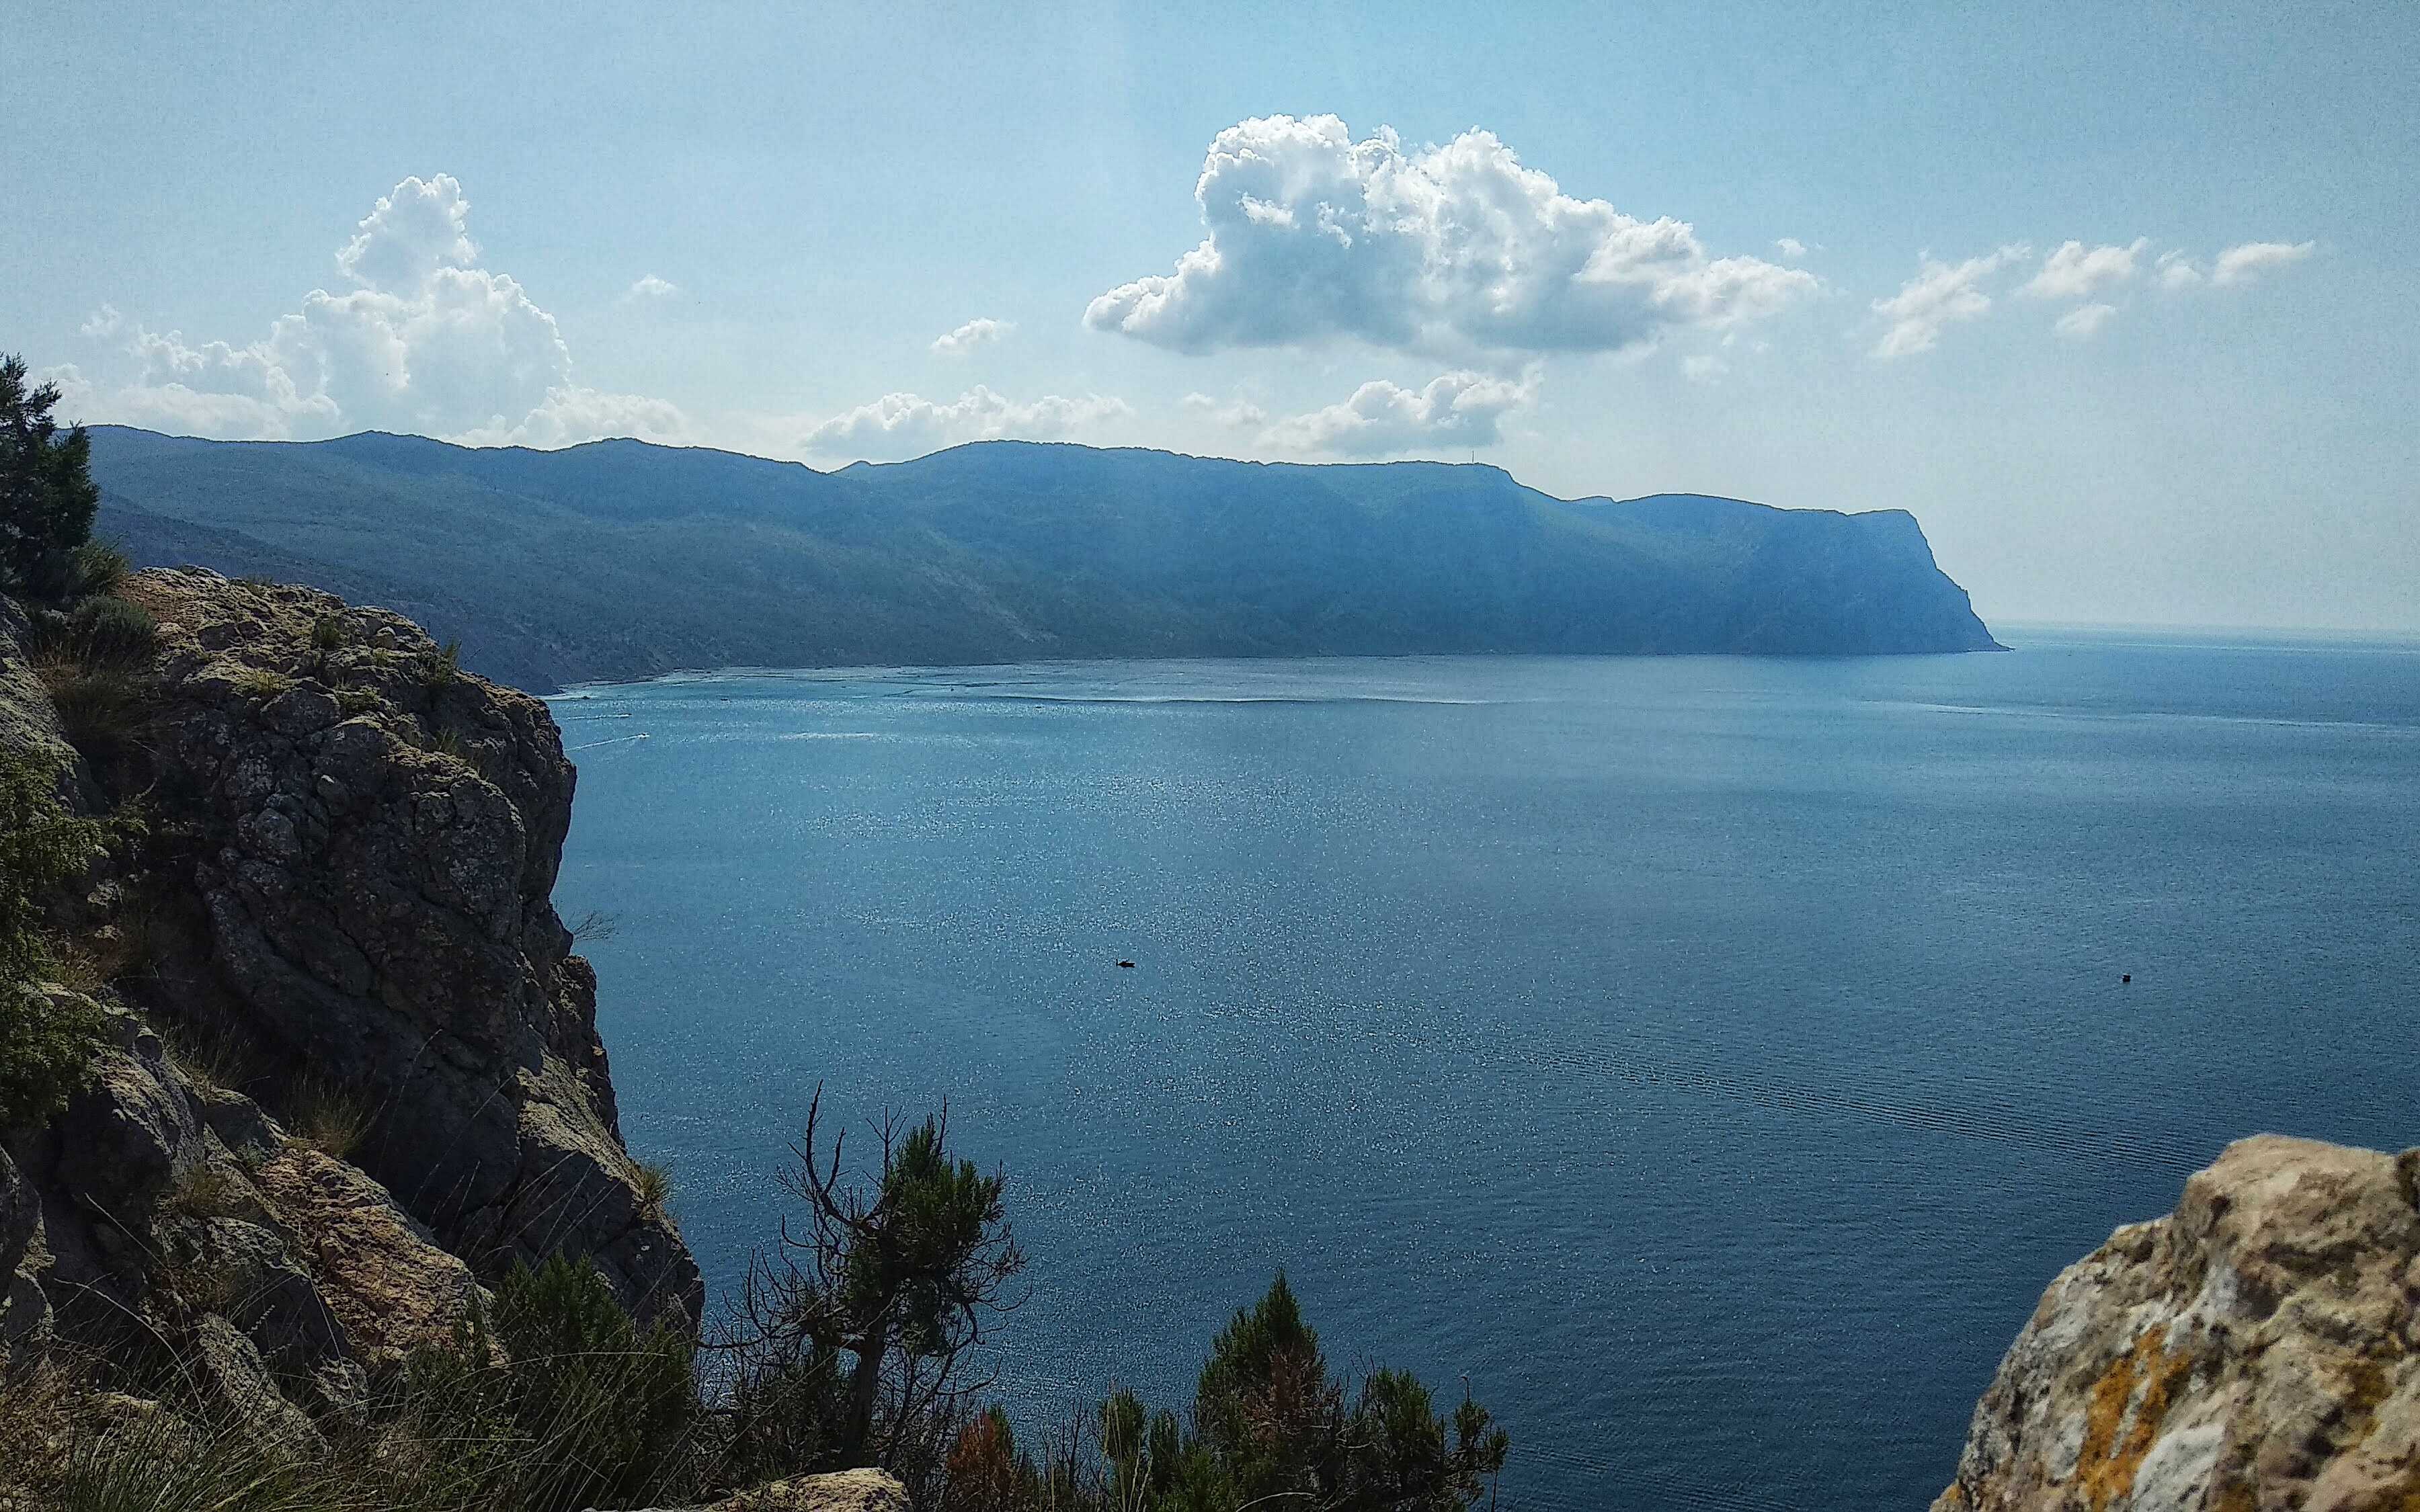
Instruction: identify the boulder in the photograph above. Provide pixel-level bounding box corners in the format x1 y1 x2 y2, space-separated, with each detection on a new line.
620 1468 913 1512
1936 1134 2420 1511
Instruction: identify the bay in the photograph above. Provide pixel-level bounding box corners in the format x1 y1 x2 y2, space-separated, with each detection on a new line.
551 628 2420 1511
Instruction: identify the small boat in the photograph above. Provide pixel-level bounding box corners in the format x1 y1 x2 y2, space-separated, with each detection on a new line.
1117 960 1135 968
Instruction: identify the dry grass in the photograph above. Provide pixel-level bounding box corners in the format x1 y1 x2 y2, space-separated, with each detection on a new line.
230 667 295 702
0 1354 82 1506
159 1018 257 1098
285 1077 374 1161
163 1161 255 1223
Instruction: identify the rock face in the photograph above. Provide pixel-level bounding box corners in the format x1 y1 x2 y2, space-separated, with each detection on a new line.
2 999 473 1419
1937 1134 2420 1511
122 569 697 1325
1 567 698 1432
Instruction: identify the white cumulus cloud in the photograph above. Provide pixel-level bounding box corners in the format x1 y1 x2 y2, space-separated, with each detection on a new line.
61 174 682 447
2023 239 2147 300
2155 249 2204 290
457 387 690 448
803 387 1131 461
2212 239 2315 287
2054 303 2118 340
1181 392 1270 429
930 317 1014 355
1264 370 1536 457
1871 246 2028 359
1774 237 1808 259
625 274 681 300
1086 114 1816 358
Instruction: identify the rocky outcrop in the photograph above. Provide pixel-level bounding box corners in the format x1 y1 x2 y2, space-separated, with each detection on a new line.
1937 1134 2420 1511
2 999 471 1417
119 568 696 1325
633 1468 914 1512
1 567 698 1438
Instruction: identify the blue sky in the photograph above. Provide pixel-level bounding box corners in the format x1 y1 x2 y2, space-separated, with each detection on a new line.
6 2 2415 630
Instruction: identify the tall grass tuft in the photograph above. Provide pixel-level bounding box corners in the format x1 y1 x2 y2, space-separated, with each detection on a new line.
286 1077 374 1161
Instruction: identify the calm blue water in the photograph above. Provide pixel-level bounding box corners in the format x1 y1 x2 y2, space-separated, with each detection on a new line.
551 629 2420 1511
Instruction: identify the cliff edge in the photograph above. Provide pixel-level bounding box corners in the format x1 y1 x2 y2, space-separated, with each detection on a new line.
1937 1134 2420 1511
1 567 696 1429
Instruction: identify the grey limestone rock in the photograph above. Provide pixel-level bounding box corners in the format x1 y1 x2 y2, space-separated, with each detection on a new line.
1937 1134 2420 1511
126 568 698 1326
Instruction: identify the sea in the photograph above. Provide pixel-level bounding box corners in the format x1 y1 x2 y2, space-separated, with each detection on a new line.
548 626 2420 1511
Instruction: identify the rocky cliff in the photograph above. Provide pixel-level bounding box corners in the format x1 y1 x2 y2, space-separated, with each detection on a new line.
1 568 696 1429
1937 1135 2420 1512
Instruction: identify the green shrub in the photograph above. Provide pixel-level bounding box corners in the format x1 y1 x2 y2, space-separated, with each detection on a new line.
1 355 100 603
942 1275 1508 1512
418 640 462 690
404 1255 700 1512
0 747 116 1129
309 616 347 653
0 985 108 1134
63 595 158 667
635 1158 674 1218
65 540 131 601
37 660 153 767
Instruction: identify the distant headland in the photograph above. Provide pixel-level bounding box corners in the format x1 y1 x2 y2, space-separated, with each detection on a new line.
89 427 2003 693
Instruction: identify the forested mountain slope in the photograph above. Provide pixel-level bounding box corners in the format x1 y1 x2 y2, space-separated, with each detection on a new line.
91 427 2001 690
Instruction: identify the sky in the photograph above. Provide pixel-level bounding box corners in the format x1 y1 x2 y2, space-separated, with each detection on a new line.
5 2 2416 632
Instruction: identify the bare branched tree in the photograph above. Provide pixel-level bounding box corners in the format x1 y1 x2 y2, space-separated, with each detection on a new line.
722 1086 1026 1485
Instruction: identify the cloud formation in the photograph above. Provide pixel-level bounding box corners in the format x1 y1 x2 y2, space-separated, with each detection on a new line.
2155 249 2204 289
803 386 1130 460
625 274 681 300
2054 303 2118 340
1871 246 2028 359
2023 239 2146 301
2211 240 2315 287
1180 392 1270 429
57 174 680 447
1086 115 1816 358
1774 237 1808 259
931 317 1013 355
1264 371 1536 456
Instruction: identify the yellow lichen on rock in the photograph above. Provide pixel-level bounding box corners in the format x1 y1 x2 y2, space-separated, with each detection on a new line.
1938 1135 2420 1511
2074 1325 2192 1510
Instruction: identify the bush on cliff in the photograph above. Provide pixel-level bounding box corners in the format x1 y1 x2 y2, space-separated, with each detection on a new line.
1 352 100 603
723 1088 1026 1491
400 1255 700 1512
0 747 118 1128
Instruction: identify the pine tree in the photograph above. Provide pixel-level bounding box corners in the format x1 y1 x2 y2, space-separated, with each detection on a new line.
0 353 100 601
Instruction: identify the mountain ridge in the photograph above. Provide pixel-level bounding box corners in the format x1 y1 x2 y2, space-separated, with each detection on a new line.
87 425 2003 691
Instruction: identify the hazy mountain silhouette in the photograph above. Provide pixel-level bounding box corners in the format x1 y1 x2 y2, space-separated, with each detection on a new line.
89 427 2001 691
